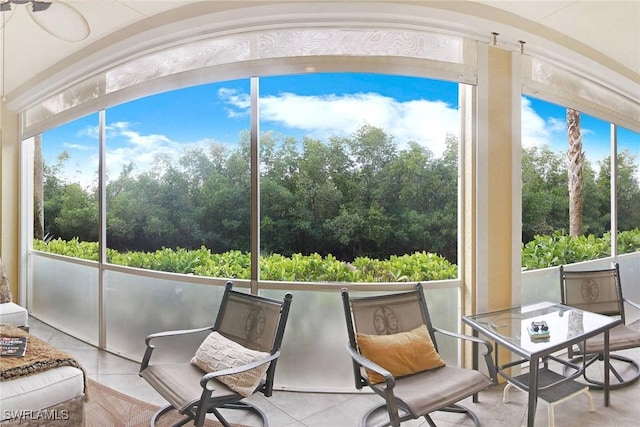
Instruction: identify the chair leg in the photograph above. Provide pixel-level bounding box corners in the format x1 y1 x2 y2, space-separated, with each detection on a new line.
503 382 513 403
565 354 640 390
423 414 437 427
150 404 192 427
548 404 555 427
436 404 481 427
583 389 595 412
219 401 269 426
360 403 409 427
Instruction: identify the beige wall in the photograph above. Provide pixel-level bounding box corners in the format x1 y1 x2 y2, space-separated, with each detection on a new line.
0 99 20 300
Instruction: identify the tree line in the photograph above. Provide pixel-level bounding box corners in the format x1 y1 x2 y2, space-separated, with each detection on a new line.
39 124 640 264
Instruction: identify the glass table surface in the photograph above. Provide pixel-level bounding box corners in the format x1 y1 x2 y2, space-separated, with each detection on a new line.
463 301 620 357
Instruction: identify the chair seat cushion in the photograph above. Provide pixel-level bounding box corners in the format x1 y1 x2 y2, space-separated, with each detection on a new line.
372 365 492 416
141 363 247 413
356 324 445 384
191 331 270 397
0 366 84 420
583 320 640 353
0 302 28 327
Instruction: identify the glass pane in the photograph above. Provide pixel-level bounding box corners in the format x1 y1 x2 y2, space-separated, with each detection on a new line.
616 127 640 256
34 113 99 258
259 73 460 282
30 254 99 344
104 80 251 276
104 270 227 361
261 286 459 391
522 97 612 270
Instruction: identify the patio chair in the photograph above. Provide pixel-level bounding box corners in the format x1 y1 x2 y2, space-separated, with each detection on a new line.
342 284 497 427
140 282 293 427
560 263 640 389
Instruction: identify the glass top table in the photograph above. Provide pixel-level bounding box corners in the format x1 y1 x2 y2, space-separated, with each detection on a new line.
463 301 621 427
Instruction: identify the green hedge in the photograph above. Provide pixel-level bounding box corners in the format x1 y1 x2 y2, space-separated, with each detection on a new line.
521 229 640 270
33 239 457 282
34 229 640 280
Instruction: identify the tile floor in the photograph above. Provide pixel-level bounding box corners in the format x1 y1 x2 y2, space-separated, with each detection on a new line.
28 316 640 427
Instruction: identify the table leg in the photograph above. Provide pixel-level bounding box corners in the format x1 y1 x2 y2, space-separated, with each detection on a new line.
472 329 479 403
527 357 539 427
604 330 610 406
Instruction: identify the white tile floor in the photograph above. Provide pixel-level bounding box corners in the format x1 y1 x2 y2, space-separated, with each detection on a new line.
27 316 640 426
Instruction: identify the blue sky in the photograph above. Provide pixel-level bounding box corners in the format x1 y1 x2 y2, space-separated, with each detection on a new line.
42 73 639 186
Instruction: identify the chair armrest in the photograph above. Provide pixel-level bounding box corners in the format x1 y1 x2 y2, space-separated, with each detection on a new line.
140 325 215 372
199 351 280 390
433 327 498 384
345 344 396 389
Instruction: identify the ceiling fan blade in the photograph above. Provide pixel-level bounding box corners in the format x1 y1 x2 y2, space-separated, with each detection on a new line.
0 4 17 29
27 1 89 42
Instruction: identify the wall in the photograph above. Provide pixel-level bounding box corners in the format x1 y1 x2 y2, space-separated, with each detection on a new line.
0 99 20 300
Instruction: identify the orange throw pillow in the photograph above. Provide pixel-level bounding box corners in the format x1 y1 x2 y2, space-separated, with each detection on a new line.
356 324 445 384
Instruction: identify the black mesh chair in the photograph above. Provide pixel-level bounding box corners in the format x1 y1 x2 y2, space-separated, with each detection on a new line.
140 282 293 426
342 284 497 427
560 263 640 389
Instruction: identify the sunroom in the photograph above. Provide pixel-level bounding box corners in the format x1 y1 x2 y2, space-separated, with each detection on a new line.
1 1 639 426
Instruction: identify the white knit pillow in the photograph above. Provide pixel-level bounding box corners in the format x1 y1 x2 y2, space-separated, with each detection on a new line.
191 331 270 397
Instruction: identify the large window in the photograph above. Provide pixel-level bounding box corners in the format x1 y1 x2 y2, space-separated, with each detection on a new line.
616 127 640 254
104 81 251 274
34 74 461 283
259 73 460 282
35 114 99 252
521 96 639 269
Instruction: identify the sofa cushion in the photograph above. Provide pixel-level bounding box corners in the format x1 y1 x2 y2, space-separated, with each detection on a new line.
0 366 85 420
0 302 29 327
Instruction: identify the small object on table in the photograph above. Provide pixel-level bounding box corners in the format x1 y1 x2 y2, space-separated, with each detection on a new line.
528 320 550 341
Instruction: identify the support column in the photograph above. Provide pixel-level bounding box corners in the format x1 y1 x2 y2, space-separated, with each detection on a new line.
475 43 522 315
465 42 523 371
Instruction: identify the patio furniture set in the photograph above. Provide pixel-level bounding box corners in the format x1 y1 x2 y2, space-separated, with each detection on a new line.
1 259 639 427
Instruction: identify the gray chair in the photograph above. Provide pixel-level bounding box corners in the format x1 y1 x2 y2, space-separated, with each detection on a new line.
560 263 640 389
342 284 497 427
140 282 292 427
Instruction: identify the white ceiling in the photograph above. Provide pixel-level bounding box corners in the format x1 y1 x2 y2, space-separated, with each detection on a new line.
1 0 639 107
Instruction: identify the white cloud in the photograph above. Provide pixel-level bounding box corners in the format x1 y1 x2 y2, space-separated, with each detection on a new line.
63 142 90 151
220 90 460 157
103 122 219 181
521 97 569 150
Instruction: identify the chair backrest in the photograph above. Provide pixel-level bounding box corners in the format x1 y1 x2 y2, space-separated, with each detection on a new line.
342 283 436 387
215 282 292 354
214 282 292 396
560 263 625 323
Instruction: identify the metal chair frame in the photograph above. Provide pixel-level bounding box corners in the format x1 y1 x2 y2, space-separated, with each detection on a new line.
140 282 293 427
560 263 640 390
342 283 497 427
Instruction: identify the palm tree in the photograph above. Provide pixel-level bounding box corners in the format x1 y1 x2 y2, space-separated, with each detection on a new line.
33 134 45 240
567 108 584 236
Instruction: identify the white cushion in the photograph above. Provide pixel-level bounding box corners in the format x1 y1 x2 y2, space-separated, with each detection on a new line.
0 302 28 327
191 331 270 397
0 366 84 419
